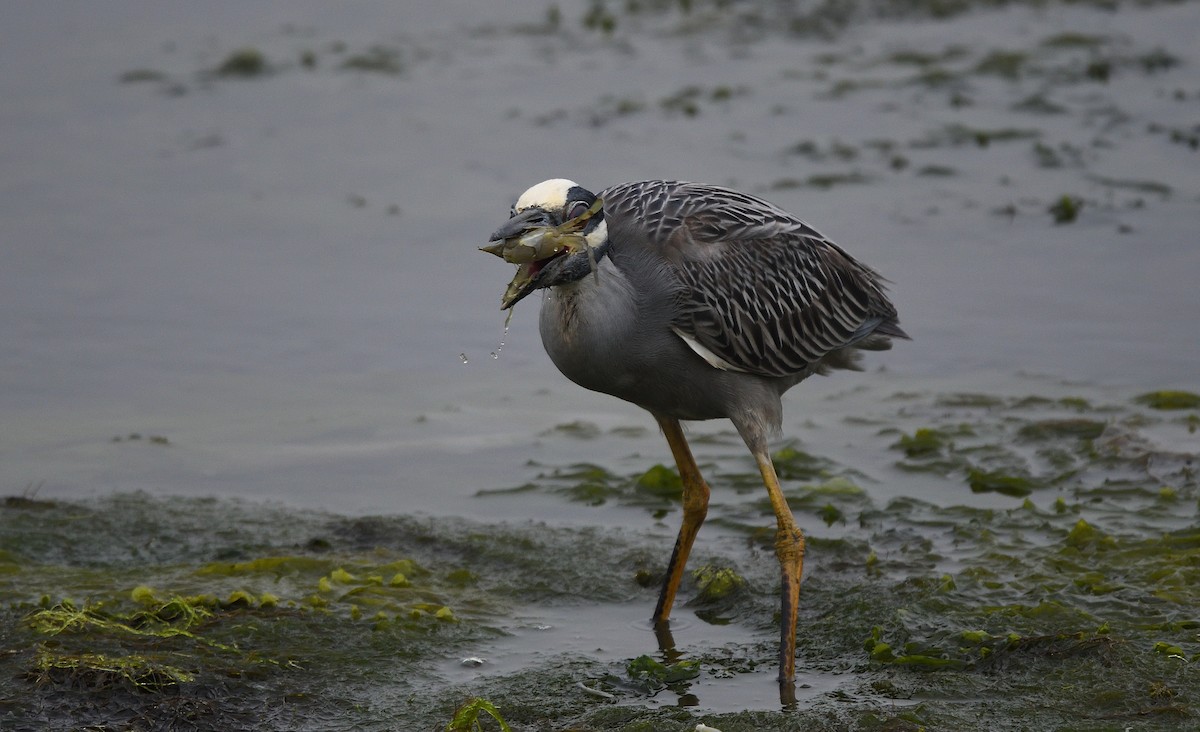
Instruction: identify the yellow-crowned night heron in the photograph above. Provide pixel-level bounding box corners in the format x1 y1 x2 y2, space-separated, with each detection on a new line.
483 179 907 700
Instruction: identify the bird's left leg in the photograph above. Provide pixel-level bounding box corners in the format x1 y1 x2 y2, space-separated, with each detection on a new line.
651 415 711 625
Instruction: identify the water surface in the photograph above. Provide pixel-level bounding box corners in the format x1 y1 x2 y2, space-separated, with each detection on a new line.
1 1 1198 728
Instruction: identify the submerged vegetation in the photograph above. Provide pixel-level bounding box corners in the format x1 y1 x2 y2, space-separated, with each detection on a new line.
1048 194 1083 224
447 697 515 732
212 48 269 78
116 0 1191 233
2 388 1196 729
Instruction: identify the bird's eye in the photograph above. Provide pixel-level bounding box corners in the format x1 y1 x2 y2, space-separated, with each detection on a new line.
567 201 589 220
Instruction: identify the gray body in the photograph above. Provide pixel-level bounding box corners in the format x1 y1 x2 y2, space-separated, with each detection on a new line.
536 180 904 443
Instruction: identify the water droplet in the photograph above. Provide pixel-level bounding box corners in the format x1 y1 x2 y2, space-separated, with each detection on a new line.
458 353 469 364
489 318 511 361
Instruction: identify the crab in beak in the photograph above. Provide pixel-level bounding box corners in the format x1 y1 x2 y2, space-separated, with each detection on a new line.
481 197 604 309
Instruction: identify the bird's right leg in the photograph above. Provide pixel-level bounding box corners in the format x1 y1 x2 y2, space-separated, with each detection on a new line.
651 415 711 625
750 448 804 687
734 418 805 704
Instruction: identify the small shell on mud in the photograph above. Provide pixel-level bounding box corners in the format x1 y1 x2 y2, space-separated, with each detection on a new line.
577 681 615 699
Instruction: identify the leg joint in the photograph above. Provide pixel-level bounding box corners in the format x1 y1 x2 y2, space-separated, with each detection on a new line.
774 526 805 563
681 480 710 520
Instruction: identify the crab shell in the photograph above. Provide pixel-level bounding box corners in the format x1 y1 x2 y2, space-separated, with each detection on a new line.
481 227 585 264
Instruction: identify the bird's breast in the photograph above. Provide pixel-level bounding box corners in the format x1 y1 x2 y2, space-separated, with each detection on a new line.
536 259 760 422
538 261 648 393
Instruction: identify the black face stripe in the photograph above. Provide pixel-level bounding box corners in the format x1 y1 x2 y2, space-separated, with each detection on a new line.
566 185 596 207
564 186 605 233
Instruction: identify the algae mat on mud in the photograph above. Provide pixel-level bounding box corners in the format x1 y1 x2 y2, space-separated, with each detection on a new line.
2 389 1197 730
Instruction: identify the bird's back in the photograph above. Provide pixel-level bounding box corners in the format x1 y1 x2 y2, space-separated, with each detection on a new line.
601 181 906 370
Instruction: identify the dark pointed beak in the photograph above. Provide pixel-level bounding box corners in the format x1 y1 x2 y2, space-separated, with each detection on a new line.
488 208 545 243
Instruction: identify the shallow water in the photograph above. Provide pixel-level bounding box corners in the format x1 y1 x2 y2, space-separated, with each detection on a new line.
1 1 1198 729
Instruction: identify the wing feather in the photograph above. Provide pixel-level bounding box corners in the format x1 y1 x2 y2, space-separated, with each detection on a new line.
601 180 906 379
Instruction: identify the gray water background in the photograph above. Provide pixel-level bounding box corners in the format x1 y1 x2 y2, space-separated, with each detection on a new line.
2 1 1198 522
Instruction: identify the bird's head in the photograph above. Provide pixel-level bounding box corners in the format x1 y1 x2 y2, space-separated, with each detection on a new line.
482 178 609 309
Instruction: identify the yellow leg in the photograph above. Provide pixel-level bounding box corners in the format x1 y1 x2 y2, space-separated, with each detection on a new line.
652 415 711 624
752 448 805 690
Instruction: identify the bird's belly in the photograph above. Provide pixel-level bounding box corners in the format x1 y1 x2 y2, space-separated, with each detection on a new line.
539 295 756 422
556 353 729 421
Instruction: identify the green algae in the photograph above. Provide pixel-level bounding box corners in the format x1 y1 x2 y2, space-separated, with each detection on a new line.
914 123 1041 149
1041 32 1110 49
447 697 513 732
340 45 403 74
915 164 957 177
771 172 874 190
213 48 269 78
478 462 632 506
1135 390 1200 410
3 385 1199 731
1088 175 1173 197
974 49 1028 80
892 427 951 456
934 392 1009 408
0 494 652 729
1049 194 1083 223
690 565 746 604
542 419 603 439
967 468 1040 497
1017 418 1107 441
1013 93 1068 115
30 647 196 691
636 463 684 499
627 654 702 686
659 84 747 117
197 555 335 577
771 442 834 481
118 69 169 84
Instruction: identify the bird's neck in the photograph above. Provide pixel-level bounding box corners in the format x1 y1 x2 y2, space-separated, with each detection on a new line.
551 233 613 289
540 245 635 365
